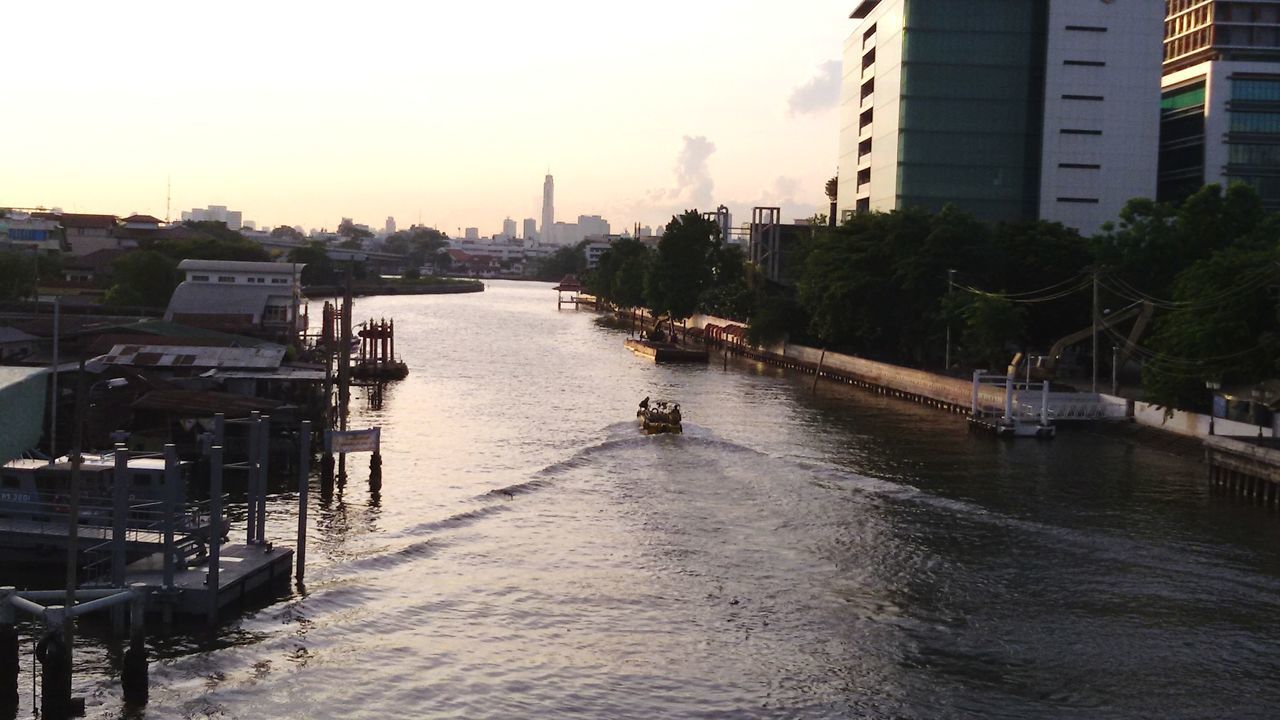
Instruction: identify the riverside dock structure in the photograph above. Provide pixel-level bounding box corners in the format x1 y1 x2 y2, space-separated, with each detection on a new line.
624 338 710 364
1205 436 1280 507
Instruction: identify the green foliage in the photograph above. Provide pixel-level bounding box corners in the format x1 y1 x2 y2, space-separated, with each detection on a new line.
536 241 588 281
587 238 651 309
105 251 179 308
288 242 338 285
646 211 719 321
1142 243 1280 410
959 295 1027 369
270 225 305 241
337 219 374 240
403 266 421 280
0 251 36 302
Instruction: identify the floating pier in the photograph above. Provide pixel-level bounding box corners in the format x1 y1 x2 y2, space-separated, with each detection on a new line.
624 338 709 364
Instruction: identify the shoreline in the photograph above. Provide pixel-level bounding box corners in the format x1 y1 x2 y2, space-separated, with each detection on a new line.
304 281 484 298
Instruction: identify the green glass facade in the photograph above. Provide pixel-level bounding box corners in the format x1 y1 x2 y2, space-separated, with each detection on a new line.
896 0 1048 221
1157 80 1207 204
1226 75 1280 211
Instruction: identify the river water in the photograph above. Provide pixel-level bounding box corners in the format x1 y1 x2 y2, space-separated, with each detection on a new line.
17 280 1280 718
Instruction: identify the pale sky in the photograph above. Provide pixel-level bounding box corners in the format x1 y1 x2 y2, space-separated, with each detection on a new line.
4 1 851 237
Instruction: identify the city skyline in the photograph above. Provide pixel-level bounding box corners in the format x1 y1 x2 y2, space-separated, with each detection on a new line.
2 1 849 234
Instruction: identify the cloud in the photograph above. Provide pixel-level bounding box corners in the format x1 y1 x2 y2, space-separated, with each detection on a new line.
787 60 841 116
673 135 717 208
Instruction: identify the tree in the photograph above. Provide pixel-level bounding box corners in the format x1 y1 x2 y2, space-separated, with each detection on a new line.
646 211 719 330
587 238 652 309
270 225 305 241
288 242 338 285
104 251 179 308
0 251 36 302
959 295 1027 369
536 241 588 281
337 219 374 240
1142 243 1280 410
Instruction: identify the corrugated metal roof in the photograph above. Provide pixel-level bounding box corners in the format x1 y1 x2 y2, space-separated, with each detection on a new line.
177 259 303 274
132 389 284 416
165 282 287 318
0 367 47 464
102 344 285 369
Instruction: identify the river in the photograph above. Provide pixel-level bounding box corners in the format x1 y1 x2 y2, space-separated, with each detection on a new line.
17 280 1280 718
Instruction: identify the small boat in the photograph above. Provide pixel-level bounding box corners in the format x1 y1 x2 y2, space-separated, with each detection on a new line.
637 397 682 435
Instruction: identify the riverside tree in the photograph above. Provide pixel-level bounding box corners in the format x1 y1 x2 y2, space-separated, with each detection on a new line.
646 211 720 339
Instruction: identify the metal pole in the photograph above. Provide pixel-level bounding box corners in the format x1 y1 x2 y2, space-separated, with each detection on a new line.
944 268 955 373
62 360 86 671
112 444 129 633
1041 380 1050 427
297 422 311 585
256 416 269 544
162 445 177 590
1111 345 1119 396
971 370 982 416
49 296 59 464
207 445 223 626
246 412 260 545
1092 269 1099 394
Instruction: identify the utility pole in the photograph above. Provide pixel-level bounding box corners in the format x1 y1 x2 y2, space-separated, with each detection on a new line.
1092 268 1099 394
944 269 956 374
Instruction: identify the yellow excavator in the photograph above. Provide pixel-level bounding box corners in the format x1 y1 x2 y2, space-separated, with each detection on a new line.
1031 301 1154 381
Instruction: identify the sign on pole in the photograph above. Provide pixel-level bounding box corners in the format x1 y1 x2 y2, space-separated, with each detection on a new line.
324 427 381 454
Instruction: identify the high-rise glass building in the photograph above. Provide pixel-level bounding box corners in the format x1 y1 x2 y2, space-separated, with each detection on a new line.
838 0 1163 234
1161 1 1280 210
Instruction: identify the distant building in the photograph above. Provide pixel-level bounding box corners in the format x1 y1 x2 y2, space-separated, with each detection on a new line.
30 212 119 255
502 217 517 240
465 227 480 241
1161 0 1280 211
181 205 243 231
385 216 397 234
0 213 61 254
577 214 609 237
838 0 1163 235
164 260 306 340
522 218 537 241
583 236 619 269
540 174 554 248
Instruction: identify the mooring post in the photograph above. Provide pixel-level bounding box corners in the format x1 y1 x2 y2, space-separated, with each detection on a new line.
257 416 270 545
297 422 311 585
369 451 382 493
247 411 261 545
1 587 17 713
121 585 148 707
111 445 129 634
38 609 71 720
207 445 223 626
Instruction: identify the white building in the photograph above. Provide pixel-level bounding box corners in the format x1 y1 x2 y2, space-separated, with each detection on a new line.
181 205 244 231
165 260 306 338
502 217 517 240
522 217 537 240
837 0 1163 235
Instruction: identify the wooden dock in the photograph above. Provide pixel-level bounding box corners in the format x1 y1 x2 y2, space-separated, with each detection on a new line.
117 543 293 617
624 338 709 363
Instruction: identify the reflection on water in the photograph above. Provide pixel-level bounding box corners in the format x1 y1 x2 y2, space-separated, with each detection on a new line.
15 280 1280 719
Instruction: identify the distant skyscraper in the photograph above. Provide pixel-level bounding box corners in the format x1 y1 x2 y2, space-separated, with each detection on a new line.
385 216 396 234
540 174 555 246
522 218 537 241
465 227 480 241
502 217 517 240
1161 0 1280 211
